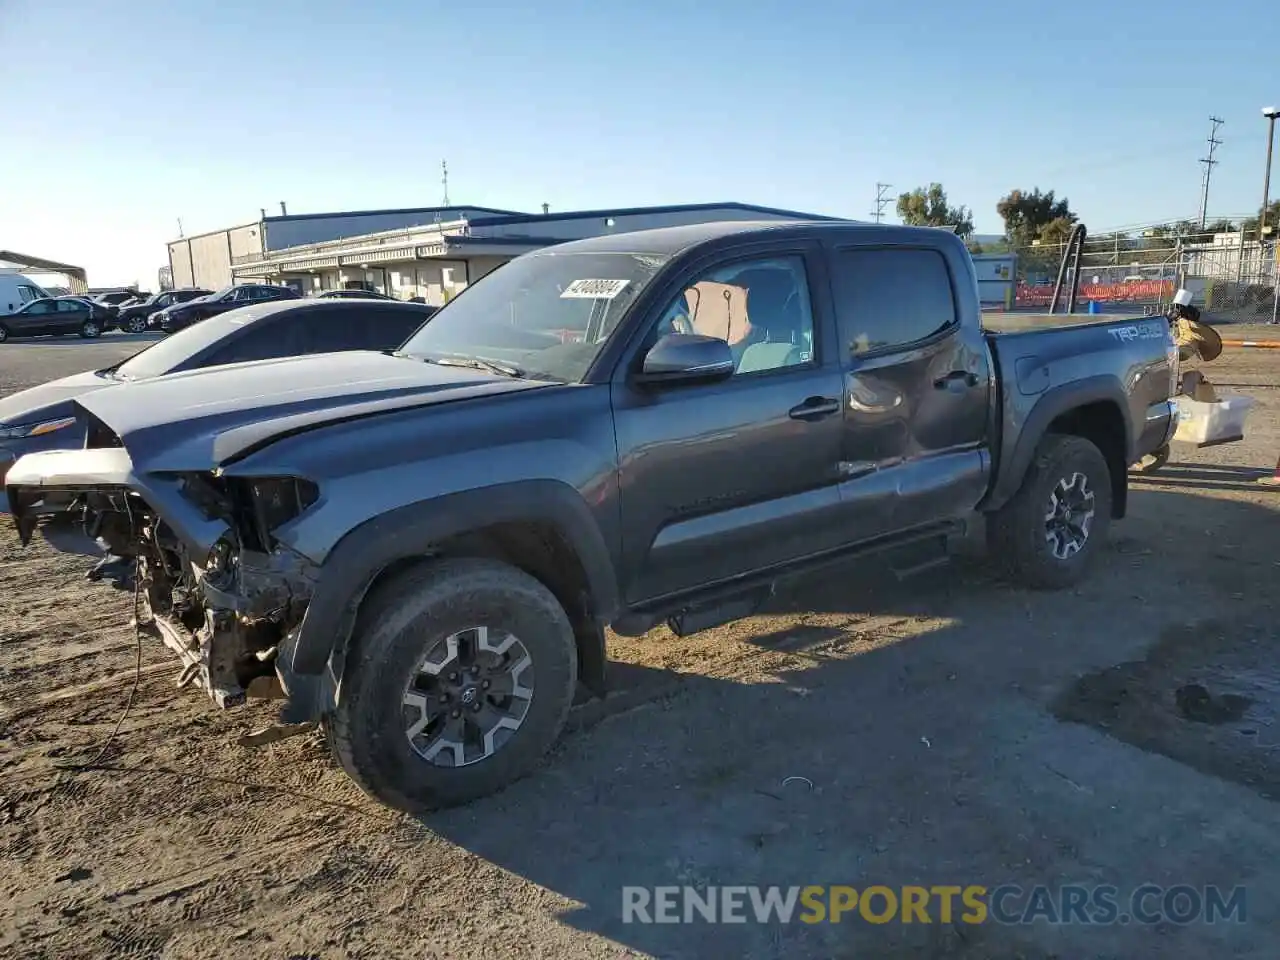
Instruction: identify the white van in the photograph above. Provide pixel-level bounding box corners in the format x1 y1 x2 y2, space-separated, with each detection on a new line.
0 272 51 314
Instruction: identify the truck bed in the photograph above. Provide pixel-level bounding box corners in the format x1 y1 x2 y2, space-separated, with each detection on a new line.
981 311 1151 334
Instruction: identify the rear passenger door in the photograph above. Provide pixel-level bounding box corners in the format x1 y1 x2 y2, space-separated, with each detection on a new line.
826 243 993 541
55 300 87 331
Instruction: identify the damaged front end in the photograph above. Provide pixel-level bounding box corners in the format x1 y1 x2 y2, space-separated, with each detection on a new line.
6 439 322 713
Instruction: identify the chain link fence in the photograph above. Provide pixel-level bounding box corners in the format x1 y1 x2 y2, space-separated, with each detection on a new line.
1000 224 1277 323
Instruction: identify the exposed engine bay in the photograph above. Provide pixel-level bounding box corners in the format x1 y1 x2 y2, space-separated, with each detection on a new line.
24 471 321 710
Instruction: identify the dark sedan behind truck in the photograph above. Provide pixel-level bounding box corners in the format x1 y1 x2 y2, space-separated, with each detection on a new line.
0 298 105 343
152 284 301 332
116 289 211 332
0 297 435 485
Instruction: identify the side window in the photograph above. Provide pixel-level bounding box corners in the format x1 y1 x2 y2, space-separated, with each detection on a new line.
28 301 55 314
56 300 78 312
365 307 429 350
303 309 387 353
18 285 41 304
203 319 305 367
831 248 957 359
652 255 816 376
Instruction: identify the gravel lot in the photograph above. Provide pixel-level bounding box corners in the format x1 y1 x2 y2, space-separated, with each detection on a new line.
2 330 1280 959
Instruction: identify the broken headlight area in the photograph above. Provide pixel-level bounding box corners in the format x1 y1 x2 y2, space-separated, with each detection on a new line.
19 471 323 710
137 472 322 708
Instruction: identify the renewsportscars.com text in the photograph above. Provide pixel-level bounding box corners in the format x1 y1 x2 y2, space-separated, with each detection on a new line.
621 884 1247 926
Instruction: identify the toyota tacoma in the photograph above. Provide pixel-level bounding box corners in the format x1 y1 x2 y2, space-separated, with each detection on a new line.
5 221 1179 811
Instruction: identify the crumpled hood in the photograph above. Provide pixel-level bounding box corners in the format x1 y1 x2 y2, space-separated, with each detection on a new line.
75 350 548 473
0 370 110 427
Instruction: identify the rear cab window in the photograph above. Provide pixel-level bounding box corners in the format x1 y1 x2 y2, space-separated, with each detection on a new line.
829 247 958 361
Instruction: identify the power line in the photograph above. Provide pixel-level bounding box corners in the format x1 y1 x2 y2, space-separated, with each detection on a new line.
870 182 892 223
1197 116 1225 229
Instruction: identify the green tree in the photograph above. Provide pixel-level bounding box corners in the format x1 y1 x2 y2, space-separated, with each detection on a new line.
896 183 974 238
1242 200 1280 240
996 188 1076 248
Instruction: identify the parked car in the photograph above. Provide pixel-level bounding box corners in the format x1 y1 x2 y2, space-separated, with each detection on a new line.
117 288 212 333
88 290 144 323
55 296 113 324
0 298 434 485
152 284 300 332
91 291 142 306
6 221 1178 812
0 297 104 342
317 289 398 301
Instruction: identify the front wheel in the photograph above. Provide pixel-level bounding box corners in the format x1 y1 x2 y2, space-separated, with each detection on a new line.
987 434 1113 590
126 316 147 333
80 319 101 339
326 557 578 812
0 324 9 343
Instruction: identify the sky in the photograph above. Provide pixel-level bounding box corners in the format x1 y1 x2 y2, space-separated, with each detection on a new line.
0 0 1276 287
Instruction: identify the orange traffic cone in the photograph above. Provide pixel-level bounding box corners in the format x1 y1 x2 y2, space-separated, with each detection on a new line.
1258 454 1280 487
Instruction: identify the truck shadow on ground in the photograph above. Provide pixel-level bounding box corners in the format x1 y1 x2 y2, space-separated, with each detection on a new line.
1130 461 1273 492
409 488 1280 960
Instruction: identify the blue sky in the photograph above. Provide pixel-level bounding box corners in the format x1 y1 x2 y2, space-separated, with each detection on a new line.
1 0 1276 286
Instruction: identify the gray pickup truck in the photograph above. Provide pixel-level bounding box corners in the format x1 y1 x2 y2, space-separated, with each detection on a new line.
6 221 1178 811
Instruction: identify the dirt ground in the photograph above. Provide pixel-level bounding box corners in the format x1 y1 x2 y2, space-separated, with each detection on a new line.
3 329 1280 959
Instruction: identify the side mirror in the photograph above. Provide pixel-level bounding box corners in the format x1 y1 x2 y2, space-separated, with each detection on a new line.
634 333 735 386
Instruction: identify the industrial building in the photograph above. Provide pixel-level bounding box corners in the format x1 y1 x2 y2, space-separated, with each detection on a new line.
167 202 844 305
0 250 88 293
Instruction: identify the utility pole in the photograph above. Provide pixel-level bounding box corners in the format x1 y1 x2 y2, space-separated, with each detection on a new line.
1197 116 1224 229
870 183 893 223
441 160 450 207
176 218 184 238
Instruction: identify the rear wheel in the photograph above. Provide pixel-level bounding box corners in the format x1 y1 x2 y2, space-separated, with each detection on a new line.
988 434 1113 590
80 319 101 339
326 557 578 811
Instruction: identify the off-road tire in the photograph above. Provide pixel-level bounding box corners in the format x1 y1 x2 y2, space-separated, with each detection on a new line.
325 557 578 812
988 433 1113 590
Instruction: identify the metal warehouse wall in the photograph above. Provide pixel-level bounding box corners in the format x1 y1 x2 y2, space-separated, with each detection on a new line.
229 223 264 261
262 208 516 251
472 207 818 242
168 241 194 288
167 224 263 290
188 233 235 289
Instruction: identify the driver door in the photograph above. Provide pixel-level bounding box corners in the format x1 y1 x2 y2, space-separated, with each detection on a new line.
611 245 847 604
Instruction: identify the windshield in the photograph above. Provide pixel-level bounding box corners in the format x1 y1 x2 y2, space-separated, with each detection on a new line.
112 307 256 381
399 251 668 382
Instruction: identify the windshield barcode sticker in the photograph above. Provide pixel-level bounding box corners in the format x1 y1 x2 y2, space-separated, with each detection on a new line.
560 279 630 300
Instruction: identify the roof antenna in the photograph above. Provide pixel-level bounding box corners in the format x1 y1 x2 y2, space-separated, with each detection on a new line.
542 202 550 215
279 201 288 215
441 160 450 206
